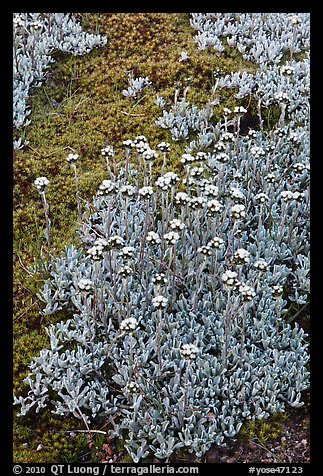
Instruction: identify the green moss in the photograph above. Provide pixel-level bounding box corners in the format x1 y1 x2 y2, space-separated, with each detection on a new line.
238 413 288 444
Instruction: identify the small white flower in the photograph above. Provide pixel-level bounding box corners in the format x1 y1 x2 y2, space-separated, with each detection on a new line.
281 190 295 201
214 141 226 153
189 196 207 210
255 192 269 204
208 237 224 249
230 204 246 220
190 166 204 177
250 146 265 158
120 184 136 197
157 142 171 153
180 343 199 361
146 231 161 245
264 173 276 184
98 180 117 196
230 187 244 201
164 231 180 245
152 295 168 309
216 153 230 164
175 192 190 205
119 246 135 259
196 151 208 162
280 65 295 76
290 15 301 25
206 199 223 215
34 176 49 193
142 148 158 161
87 238 108 261
138 186 154 198
223 107 231 116
66 153 79 164
222 270 239 287
203 183 218 199
123 139 134 149
152 273 167 285
234 106 247 115
77 278 93 292
275 92 290 104
198 245 212 256
272 285 284 298
274 127 286 138
120 317 139 332
234 248 250 265
181 153 195 165
118 265 133 278
239 283 256 302
100 145 115 157
156 172 179 191
221 132 235 143
169 219 185 232
291 191 305 202
248 129 257 138
254 259 269 272
107 235 124 250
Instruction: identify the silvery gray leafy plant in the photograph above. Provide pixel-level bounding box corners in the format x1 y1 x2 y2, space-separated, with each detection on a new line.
13 13 107 148
14 12 310 463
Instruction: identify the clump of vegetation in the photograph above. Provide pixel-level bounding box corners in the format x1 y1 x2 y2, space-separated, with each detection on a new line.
13 12 309 463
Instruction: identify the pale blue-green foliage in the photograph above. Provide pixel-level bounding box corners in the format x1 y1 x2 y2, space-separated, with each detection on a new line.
13 13 107 148
14 12 310 462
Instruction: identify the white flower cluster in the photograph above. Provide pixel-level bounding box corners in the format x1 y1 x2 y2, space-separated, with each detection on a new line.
120 317 139 333
229 187 244 201
157 142 171 153
139 186 154 199
175 192 190 205
206 199 223 215
169 219 185 232
156 172 179 191
272 285 284 298
221 132 235 143
181 153 196 164
142 149 158 162
101 145 115 157
230 204 246 219
34 176 49 193
152 273 168 285
281 191 304 202
254 259 269 272
87 238 109 261
222 270 239 287
234 248 250 265
118 265 133 278
250 146 265 158
214 141 226 153
98 180 117 196
189 196 207 210
119 246 135 259
180 343 199 361
146 231 161 245
239 283 256 302
216 153 230 164
164 231 180 245
198 245 212 256
107 235 124 250
120 184 136 197
202 183 218 198
190 166 204 177
152 295 168 310
66 153 79 164
255 192 269 204
208 237 224 249
77 278 93 292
